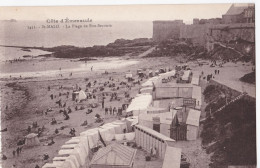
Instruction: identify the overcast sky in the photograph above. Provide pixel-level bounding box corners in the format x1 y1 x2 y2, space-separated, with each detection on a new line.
0 4 232 23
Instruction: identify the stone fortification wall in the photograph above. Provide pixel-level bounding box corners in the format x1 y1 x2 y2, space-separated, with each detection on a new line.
153 20 184 42
153 21 255 49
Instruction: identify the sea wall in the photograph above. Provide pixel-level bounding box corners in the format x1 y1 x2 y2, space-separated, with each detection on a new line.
153 21 255 49
208 23 255 43
209 79 255 102
180 24 210 47
153 20 184 42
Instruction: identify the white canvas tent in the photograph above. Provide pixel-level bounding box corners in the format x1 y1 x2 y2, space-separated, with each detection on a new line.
181 70 191 81
125 73 133 79
53 156 79 168
140 87 153 94
25 133 40 146
162 146 181 168
78 90 87 101
159 70 176 79
135 125 175 158
186 109 201 140
141 76 159 87
42 162 63 168
126 94 152 116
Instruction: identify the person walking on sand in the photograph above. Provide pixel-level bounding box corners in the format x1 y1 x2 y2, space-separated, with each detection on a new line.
91 66 93 71
12 150 16 157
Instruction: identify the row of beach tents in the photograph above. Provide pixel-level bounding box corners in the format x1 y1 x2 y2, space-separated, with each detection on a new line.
42 120 136 168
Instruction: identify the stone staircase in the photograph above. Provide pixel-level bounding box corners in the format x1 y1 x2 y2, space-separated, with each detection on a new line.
200 92 247 123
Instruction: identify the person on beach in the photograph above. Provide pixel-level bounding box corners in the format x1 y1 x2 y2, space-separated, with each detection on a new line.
16 147 20 156
105 108 108 115
12 150 16 157
101 99 105 109
27 126 31 133
113 107 117 115
109 106 112 115
91 66 93 71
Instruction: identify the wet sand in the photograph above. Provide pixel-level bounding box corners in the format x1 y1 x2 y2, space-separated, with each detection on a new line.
0 56 255 168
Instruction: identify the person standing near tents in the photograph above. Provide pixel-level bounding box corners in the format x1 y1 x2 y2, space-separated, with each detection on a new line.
109 106 112 115
101 98 105 109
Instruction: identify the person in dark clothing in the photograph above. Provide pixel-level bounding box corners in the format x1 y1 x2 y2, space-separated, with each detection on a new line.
27 126 31 133
13 150 16 157
109 106 112 115
67 106 72 113
16 147 20 156
35 165 40 168
105 108 108 115
101 99 104 109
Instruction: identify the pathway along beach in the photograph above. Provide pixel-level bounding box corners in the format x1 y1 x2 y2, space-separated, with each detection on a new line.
0 55 255 168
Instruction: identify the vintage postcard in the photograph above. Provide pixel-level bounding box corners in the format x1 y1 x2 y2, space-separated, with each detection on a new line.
0 4 256 168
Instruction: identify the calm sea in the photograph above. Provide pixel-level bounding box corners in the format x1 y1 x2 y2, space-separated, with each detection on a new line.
0 20 152 77
0 20 153 48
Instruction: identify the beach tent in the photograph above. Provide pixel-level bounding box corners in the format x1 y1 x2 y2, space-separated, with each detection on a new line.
53 156 79 168
125 116 138 132
99 127 115 142
112 121 127 132
78 90 87 101
90 143 137 168
125 73 133 79
24 133 40 146
186 109 201 140
134 125 175 158
181 70 191 82
103 123 122 134
140 87 153 94
125 132 135 141
115 134 125 141
147 106 168 114
42 162 63 168
58 147 86 167
159 70 176 79
162 146 182 168
80 129 99 148
141 76 159 87
126 94 152 116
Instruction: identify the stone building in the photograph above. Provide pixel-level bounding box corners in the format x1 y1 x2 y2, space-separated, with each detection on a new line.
222 4 255 24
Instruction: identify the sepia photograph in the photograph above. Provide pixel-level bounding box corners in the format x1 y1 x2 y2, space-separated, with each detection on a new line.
0 3 256 168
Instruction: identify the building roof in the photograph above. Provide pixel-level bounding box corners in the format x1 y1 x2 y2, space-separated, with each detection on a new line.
139 111 177 125
135 124 175 142
90 143 137 166
186 109 201 126
162 146 182 168
224 4 249 15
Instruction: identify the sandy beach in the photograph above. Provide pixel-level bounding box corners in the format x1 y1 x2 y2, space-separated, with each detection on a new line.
0 54 255 168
